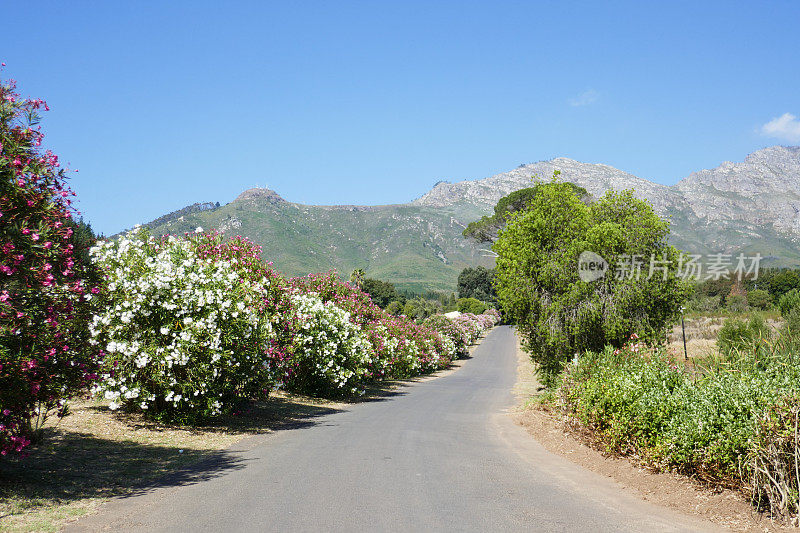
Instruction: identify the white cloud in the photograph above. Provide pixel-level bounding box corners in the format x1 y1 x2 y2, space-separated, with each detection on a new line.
761 113 800 143
568 89 599 107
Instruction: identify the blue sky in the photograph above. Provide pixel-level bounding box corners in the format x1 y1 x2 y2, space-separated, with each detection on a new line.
3 1 799 234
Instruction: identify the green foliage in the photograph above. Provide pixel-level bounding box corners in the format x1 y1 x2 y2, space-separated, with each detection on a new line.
726 293 749 313
457 266 496 302
768 269 800 298
493 178 689 385
778 289 800 318
456 297 487 315
747 289 772 310
557 334 800 518
361 277 402 308
385 300 403 315
717 314 771 358
462 178 589 243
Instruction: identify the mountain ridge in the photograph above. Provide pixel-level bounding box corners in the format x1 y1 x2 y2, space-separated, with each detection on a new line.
144 146 800 292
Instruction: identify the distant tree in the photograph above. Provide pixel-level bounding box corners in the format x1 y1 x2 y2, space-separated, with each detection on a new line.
361 277 400 308
457 297 487 314
747 289 771 310
349 269 365 289
386 301 403 315
457 266 496 302
768 269 800 298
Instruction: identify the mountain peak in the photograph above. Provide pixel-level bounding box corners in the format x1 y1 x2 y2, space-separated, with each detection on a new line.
234 187 287 205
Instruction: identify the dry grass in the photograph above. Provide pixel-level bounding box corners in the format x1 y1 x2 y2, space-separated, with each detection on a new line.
0 393 344 532
666 313 783 363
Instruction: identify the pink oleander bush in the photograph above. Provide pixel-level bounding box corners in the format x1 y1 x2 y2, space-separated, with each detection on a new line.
423 315 470 358
424 310 500 358
290 272 455 381
0 76 99 455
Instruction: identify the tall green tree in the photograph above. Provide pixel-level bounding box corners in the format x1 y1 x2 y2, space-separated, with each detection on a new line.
493 180 689 384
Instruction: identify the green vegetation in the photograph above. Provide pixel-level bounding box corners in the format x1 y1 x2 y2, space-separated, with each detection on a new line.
145 194 494 294
456 297 487 315
493 178 689 384
457 266 496 303
717 314 770 357
556 323 800 521
462 178 589 243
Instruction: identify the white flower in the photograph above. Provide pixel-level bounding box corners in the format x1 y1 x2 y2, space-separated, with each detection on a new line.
195 227 204 233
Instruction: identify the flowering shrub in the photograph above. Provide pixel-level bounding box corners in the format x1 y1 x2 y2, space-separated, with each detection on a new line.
423 310 500 358
483 308 502 323
423 315 469 357
286 293 374 396
290 272 455 379
0 76 99 455
89 228 277 422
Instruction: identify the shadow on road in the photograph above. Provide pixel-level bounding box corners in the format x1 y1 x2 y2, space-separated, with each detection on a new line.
0 396 344 525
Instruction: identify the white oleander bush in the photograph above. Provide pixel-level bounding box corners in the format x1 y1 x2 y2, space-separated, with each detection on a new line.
89 228 276 422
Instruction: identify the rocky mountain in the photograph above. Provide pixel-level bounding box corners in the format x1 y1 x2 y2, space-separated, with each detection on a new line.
144 146 800 292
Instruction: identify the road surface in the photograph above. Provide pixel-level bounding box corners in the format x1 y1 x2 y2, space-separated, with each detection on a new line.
68 326 718 532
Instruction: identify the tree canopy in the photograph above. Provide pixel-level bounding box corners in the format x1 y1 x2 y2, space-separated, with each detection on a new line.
463 175 590 243
457 266 496 303
493 179 689 384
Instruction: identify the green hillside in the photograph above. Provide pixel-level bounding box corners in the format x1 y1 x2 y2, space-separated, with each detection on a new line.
144 189 494 293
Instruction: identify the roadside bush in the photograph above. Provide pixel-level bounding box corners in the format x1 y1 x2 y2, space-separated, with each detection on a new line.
89 228 277 422
286 293 374 396
423 315 469 358
1 77 99 455
750 396 800 519
557 337 800 518
289 271 455 381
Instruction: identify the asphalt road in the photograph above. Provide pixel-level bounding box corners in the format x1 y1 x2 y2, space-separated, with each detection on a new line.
69 326 718 532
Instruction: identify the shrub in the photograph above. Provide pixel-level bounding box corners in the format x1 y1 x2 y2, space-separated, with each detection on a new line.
556 337 800 518
750 396 800 519
747 289 772 310
717 315 770 357
1 77 99 455
726 293 749 313
456 297 487 315
423 315 469 358
289 272 455 381
494 182 689 386
778 289 800 318
558 341 800 489
385 300 402 315
89 228 278 422
286 293 373 396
